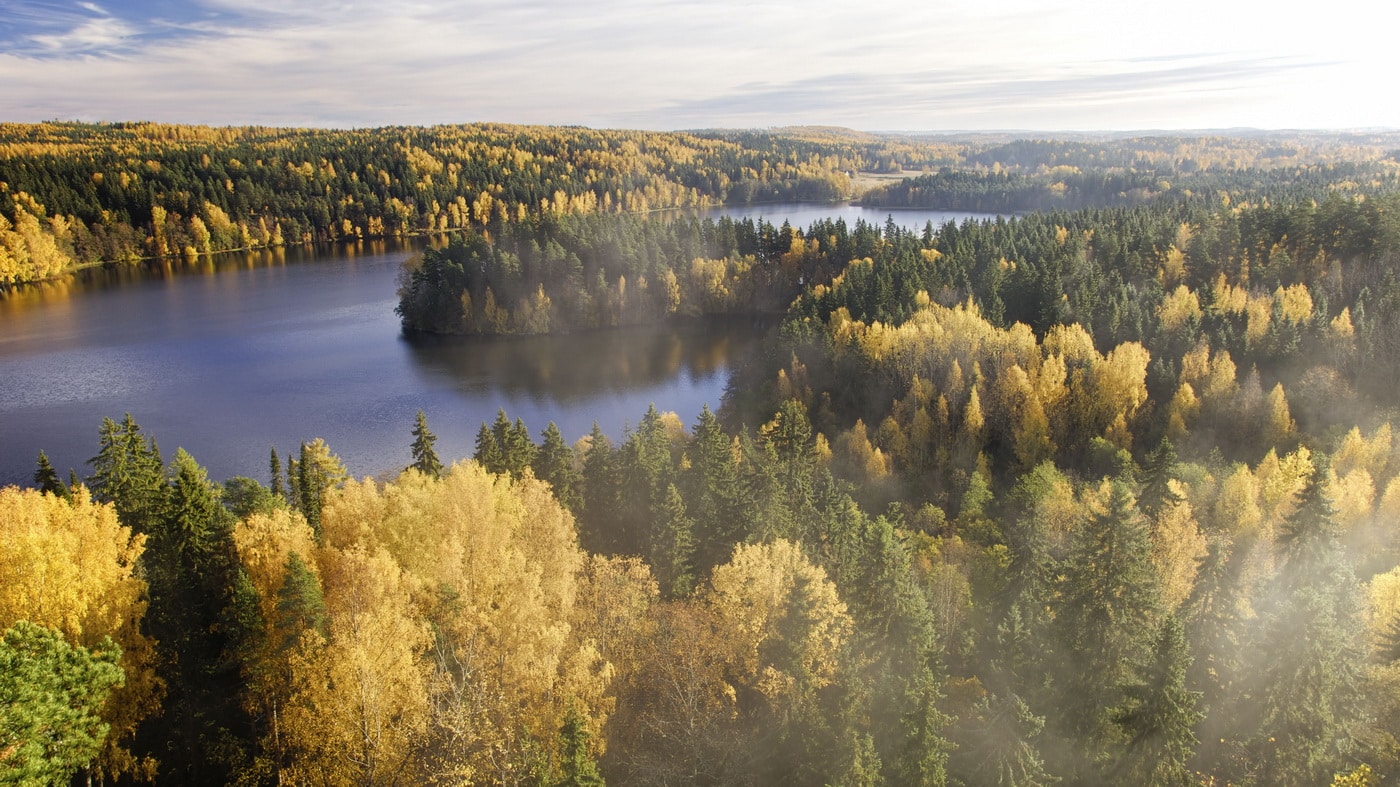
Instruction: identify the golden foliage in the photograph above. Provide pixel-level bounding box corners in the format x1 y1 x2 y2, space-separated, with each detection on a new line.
0 486 159 779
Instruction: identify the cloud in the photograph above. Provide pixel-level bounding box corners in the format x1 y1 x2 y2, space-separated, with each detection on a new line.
626 56 1332 129
0 0 1392 130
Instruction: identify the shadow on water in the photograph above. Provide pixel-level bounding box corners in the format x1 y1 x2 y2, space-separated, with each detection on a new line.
401 315 777 405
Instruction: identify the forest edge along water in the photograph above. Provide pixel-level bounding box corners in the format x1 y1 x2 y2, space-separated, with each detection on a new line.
0 204 989 486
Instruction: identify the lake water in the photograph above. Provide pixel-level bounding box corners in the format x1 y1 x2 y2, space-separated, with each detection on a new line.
0 204 989 486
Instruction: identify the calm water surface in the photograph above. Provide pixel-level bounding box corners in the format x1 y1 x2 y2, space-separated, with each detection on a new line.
0 204 987 485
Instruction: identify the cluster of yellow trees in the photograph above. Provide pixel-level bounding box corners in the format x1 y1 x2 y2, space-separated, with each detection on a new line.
1 462 858 784
0 192 75 285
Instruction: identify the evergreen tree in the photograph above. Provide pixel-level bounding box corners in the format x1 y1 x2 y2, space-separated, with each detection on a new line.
409 409 443 478
1251 459 1366 787
505 417 538 478
579 423 619 553
649 483 695 599
274 552 328 653
141 448 252 783
269 447 285 500
87 414 166 532
33 450 69 500
949 692 1056 787
1138 437 1181 518
0 621 124 786
685 405 743 573
1112 616 1202 786
294 439 345 540
533 422 582 512
1052 481 1160 775
553 706 604 787
474 421 505 475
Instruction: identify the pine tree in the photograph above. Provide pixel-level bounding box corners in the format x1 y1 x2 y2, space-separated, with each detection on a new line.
553 706 604 787
274 552 328 653
269 447 285 500
33 450 69 500
144 448 251 783
1053 481 1160 775
409 410 443 478
1251 458 1365 787
685 404 743 572
474 421 505 475
87 414 166 532
1112 616 1202 786
294 439 345 541
649 483 695 599
949 692 1055 787
533 422 581 512
505 417 538 478
1138 437 1181 518
0 621 124 786
579 423 619 552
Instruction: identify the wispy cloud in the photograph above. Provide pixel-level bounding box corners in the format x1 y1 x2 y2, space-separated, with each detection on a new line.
0 0 1391 130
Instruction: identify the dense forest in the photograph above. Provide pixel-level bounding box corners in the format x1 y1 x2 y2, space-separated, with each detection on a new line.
7 126 1400 786
4 122 1398 286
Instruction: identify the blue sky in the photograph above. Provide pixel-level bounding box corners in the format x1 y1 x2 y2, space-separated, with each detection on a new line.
1 0 1396 131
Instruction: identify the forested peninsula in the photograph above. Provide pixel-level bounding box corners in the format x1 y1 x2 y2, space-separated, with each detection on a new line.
7 124 1400 786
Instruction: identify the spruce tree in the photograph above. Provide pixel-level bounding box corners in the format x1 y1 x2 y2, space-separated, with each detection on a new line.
409 409 443 478
274 552 328 652
1052 481 1160 776
505 417 538 478
1251 458 1365 787
474 421 505 475
553 706 605 787
1138 437 1181 518
87 414 166 532
1112 616 1202 786
269 447 285 500
649 483 695 599
685 404 743 572
33 450 69 500
534 422 582 512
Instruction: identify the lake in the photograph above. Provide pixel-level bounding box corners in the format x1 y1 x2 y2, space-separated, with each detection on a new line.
0 204 991 486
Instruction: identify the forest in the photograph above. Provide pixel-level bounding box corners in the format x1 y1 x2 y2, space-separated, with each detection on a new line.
6 126 1400 786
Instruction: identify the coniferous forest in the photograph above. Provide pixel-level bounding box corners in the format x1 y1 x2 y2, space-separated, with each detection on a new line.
6 124 1400 786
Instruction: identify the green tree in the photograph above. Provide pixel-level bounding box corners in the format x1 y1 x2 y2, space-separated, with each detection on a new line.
408 410 443 479
505 417 538 479
143 448 253 783
269 447 285 500
274 552 328 654
553 705 604 787
1053 481 1160 776
87 414 166 532
649 484 695 599
33 450 69 500
1251 459 1366 787
950 692 1056 787
1112 616 1202 786
684 405 744 573
474 421 505 475
0 621 124 786
292 439 346 540
533 422 581 512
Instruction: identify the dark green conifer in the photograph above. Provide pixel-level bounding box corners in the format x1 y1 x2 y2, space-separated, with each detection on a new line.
409 409 443 479
534 422 581 511
33 450 69 500
269 447 285 499
1112 616 1202 786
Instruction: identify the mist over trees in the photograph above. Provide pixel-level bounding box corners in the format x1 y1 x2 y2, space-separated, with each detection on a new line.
6 124 1400 784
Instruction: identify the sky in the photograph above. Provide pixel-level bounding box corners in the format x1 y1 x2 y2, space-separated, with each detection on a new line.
1 0 1397 132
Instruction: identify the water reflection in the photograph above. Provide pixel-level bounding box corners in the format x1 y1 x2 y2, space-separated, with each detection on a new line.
403 316 772 404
